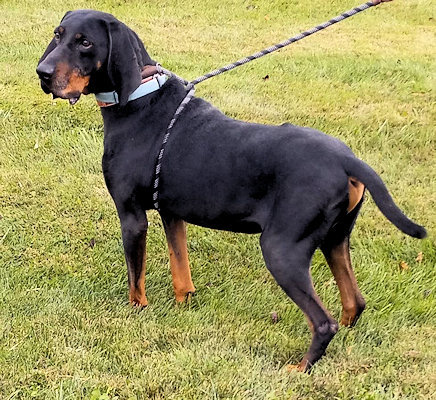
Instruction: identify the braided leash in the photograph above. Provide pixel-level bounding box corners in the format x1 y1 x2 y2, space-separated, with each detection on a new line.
190 0 388 85
152 0 392 210
152 85 196 209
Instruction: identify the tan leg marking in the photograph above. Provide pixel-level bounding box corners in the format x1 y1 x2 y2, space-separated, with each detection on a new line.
348 177 365 213
325 238 365 326
162 218 196 302
128 253 148 307
286 363 307 373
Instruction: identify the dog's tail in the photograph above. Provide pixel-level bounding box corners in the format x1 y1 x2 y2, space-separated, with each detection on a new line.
343 156 427 239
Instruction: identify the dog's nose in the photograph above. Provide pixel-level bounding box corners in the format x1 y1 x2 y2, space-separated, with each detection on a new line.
36 63 55 83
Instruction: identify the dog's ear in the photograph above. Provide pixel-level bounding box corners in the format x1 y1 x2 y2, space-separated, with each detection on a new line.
106 20 155 106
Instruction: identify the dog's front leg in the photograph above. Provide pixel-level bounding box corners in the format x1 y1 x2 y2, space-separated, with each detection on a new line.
119 210 148 307
161 214 196 302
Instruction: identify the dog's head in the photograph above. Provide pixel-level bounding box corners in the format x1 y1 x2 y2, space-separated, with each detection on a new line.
36 10 155 106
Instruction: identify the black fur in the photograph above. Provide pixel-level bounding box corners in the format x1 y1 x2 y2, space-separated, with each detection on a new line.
36 10 426 371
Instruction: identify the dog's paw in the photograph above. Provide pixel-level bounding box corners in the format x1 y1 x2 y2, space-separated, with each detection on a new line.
129 296 148 309
175 290 196 304
286 359 311 373
286 364 304 373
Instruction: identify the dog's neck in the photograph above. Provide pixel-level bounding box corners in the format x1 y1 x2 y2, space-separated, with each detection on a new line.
83 64 115 95
99 77 192 200
99 77 191 124
94 65 165 107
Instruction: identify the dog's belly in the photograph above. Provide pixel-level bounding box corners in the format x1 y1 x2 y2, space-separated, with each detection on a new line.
179 211 263 234
160 187 269 234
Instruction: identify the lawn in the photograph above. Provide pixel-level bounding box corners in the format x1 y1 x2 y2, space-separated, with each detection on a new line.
0 0 435 398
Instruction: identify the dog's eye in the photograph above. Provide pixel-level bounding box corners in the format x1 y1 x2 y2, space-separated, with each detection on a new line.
81 39 92 48
54 32 60 41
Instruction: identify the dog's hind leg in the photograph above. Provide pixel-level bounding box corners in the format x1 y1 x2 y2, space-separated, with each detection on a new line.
321 236 366 327
161 215 196 303
260 228 338 372
320 199 366 327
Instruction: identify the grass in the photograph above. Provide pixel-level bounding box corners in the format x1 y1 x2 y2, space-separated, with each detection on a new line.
0 0 435 398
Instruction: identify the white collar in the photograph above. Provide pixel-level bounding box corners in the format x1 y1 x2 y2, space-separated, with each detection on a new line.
95 74 168 107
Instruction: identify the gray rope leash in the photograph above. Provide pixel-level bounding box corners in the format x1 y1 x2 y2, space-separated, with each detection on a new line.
191 1 377 85
152 0 392 210
158 0 391 87
152 85 196 210
157 65 189 86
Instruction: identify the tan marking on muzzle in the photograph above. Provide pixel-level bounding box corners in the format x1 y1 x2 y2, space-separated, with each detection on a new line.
55 62 90 96
55 61 70 78
63 71 90 95
347 177 365 212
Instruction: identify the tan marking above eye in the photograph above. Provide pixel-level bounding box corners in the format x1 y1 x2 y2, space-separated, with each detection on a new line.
58 26 64 34
75 33 82 39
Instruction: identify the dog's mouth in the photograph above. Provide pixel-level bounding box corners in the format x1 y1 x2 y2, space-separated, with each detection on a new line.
39 79 82 105
45 88 81 106
38 66 89 106
66 94 81 105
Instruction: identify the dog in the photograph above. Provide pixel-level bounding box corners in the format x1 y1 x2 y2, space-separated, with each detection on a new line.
36 10 426 371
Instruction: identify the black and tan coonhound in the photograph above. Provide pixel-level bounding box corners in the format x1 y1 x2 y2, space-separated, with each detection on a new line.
36 10 426 371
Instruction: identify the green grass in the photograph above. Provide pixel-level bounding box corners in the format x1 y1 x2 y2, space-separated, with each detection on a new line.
0 0 435 398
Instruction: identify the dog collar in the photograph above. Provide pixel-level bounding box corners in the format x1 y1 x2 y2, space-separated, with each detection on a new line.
95 74 168 107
